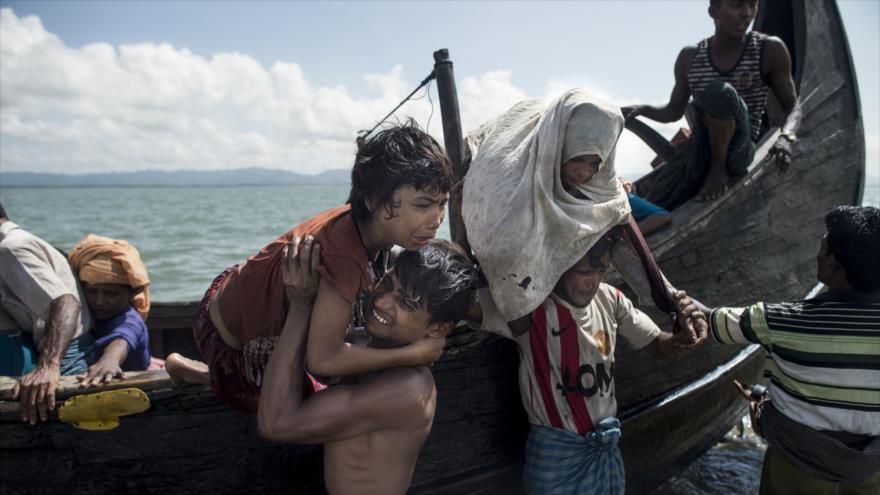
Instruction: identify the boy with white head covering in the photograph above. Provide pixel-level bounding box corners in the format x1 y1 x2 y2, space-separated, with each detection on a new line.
463 89 705 494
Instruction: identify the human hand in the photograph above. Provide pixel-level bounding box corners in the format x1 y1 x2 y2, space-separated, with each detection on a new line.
11 364 61 425
672 290 708 348
406 335 447 366
619 178 636 194
766 136 795 175
77 359 125 388
621 105 643 121
281 236 321 305
734 380 762 419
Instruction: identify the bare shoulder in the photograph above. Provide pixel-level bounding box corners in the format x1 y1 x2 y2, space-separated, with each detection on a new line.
676 45 698 66
674 45 698 79
762 35 792 65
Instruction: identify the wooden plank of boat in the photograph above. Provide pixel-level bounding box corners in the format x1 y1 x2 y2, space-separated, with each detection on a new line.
0 0 864 493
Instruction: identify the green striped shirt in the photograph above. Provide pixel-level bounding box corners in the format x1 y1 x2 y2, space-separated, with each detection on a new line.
709 290 880 435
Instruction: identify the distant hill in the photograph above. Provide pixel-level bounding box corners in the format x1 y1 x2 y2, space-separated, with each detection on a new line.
0 167 351 187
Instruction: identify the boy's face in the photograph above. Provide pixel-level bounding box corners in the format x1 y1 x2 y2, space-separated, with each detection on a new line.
553 251 611 308
83 282 133 320
711 0 758 38
365 271 445 346
561 154 601 191
371 185 448 251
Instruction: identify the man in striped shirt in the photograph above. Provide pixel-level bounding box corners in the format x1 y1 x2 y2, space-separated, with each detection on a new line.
469 228 706 494
680 206 880 494
622 0 802 207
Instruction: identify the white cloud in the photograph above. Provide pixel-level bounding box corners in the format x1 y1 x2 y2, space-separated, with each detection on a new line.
0 7 688 180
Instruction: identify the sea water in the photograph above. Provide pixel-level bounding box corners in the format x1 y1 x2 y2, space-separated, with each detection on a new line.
1 181 878 494
0 184 451 301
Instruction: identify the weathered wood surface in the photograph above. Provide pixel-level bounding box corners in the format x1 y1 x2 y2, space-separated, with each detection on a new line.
0 0 865 493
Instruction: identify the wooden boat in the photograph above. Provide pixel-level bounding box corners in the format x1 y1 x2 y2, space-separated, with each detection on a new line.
0 0 865 493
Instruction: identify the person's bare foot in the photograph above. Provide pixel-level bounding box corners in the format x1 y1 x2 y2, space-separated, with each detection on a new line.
696 169 729 201
165 353 211 385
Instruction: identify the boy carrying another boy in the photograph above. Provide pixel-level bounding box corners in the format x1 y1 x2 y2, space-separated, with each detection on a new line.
167 122 479 494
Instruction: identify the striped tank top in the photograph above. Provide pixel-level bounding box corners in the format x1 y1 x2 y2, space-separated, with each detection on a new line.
686 32 770 142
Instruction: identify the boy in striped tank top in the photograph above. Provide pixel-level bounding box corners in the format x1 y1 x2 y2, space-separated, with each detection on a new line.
468 229 707 494
623 0 802 207
678 206 880 494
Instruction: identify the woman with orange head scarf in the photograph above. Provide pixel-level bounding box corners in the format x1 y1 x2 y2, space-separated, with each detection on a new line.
69 234 152 386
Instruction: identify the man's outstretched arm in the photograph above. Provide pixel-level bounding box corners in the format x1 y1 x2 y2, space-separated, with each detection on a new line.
622 46 695 124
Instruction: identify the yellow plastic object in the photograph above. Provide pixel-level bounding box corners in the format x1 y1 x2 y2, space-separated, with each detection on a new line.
58 388 151 431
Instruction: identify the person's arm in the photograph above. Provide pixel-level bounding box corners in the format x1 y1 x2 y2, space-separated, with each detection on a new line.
11 293 80 424
258 240 435 443
637 214 672 236
650 290 708 357
260 312 437 444
77 338 128 388
764 36 802 174
464 289 532 339
622 46 695 123
305 281 445 377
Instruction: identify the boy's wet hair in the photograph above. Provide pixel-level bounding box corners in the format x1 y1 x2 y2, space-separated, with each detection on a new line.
0 202 7 219
393 238 478 325
348 119 453 222
824 206 880 292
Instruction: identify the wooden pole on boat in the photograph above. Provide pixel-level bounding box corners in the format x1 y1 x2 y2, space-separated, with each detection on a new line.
433 49 471 254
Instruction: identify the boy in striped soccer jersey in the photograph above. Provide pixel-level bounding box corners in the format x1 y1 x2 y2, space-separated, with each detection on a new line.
622 0 802 207
678 206 880 494
468 228 706 495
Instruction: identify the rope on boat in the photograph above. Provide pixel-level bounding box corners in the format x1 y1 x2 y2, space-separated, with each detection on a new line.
356 70 437 144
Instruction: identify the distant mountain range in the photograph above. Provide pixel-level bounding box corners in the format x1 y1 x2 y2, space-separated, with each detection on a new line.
0 167 351 187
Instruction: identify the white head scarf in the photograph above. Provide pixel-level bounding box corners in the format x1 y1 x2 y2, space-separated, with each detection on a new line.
462 88 630 321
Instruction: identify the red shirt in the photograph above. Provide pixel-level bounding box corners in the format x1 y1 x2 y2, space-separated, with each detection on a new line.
216 205 371 344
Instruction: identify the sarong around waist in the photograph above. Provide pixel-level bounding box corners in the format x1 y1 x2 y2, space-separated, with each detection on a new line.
192 268 324 415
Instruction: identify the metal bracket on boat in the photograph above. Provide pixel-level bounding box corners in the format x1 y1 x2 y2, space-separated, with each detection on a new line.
58 387 151 431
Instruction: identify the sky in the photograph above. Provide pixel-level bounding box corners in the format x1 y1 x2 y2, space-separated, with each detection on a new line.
0 0 877 182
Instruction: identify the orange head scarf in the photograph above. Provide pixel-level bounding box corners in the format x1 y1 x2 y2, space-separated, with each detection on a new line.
68 234 151 320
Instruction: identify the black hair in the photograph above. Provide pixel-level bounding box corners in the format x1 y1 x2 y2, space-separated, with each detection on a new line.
393 238 478 325
0 202 7 219
586 226 620 268
824 206 880 292
348 119 453 222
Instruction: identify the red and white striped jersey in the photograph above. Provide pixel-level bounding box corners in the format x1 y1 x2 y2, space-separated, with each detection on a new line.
481 283 660 435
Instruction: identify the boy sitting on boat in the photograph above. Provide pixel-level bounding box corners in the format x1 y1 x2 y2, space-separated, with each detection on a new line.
68 234 157 387
0 202 94 425
623 0 801 207
467 229 705 494
679 205 880 494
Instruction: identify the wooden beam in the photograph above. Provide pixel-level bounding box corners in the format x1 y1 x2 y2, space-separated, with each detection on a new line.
433 49 471 254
